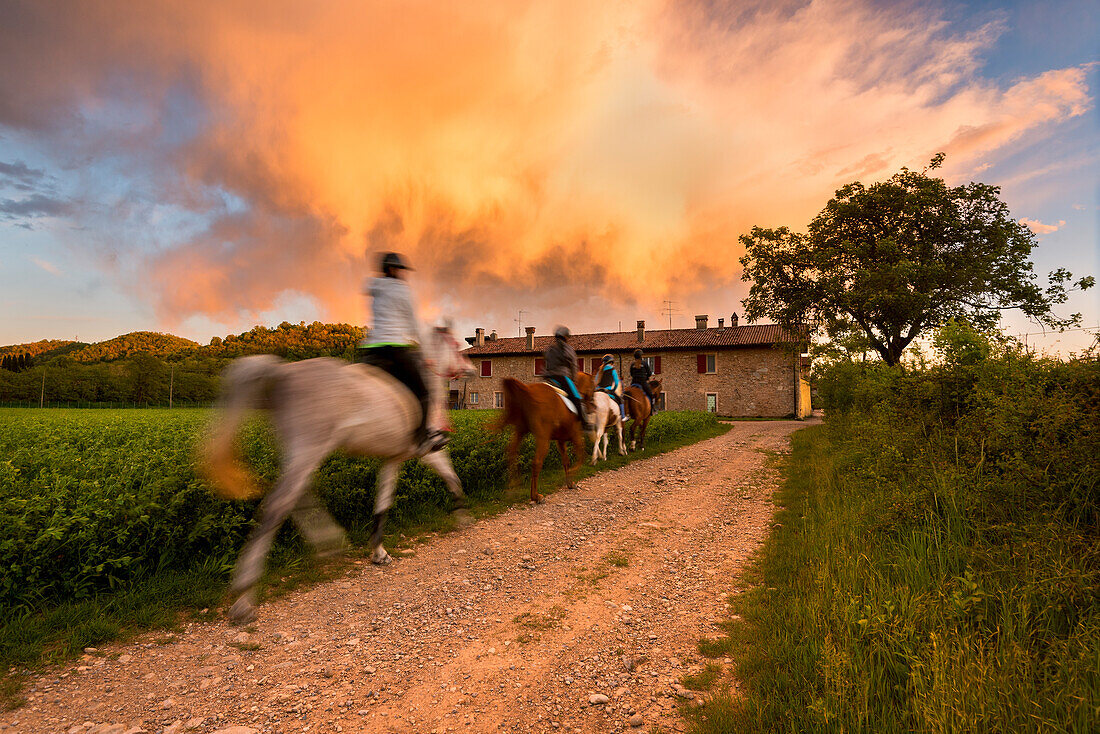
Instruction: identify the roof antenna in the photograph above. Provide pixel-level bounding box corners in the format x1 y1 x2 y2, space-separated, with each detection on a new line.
514 309 528 336
662 300 680 330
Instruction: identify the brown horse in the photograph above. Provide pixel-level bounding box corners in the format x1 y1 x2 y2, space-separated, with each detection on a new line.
499 372 596 503
624 378 662 451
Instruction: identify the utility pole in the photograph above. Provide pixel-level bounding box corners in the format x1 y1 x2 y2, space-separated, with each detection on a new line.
39 367 46 408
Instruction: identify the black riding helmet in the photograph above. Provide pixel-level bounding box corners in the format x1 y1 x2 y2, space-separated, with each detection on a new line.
633 349 643 359
380 252 413 274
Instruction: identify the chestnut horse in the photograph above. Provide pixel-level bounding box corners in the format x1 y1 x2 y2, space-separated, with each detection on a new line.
624 378 662 451
499 372 596 503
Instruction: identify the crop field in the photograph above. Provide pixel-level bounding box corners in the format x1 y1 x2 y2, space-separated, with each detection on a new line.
0 407 720 616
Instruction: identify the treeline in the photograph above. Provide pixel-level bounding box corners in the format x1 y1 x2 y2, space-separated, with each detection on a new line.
0 321 366 406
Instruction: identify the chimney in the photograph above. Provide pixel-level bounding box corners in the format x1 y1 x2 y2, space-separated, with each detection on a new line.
525 326 535 350
475 327 485 346
695 314 708 330
718 318 724 328
636 320 645 342
489 329 498 341
731 313 739 327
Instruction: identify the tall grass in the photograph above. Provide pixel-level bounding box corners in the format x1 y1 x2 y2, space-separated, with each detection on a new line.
690 333 1099 733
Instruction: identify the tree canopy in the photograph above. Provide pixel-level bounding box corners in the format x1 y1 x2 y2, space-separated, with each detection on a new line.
739 155 1094 365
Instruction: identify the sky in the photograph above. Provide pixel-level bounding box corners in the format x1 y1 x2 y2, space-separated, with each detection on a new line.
0 0 1097 354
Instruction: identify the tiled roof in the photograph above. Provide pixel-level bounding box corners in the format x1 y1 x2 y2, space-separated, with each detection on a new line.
462 324 797 355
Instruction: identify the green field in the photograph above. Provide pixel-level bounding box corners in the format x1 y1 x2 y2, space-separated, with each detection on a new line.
0 406 723 703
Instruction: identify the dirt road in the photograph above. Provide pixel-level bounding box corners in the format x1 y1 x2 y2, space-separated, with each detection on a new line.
2 419 808 734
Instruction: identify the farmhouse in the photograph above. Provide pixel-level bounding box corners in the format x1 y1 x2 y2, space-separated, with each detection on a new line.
451 315 812 418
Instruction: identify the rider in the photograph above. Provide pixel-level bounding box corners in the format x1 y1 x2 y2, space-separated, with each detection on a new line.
358 252 447 456
596 354 625 420
542 325 593 430
629 348 656 413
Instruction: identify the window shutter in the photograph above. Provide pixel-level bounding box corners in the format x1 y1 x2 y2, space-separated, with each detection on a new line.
654 355 662 374
534 358 545 375
697 354 706 373
577 357 585 372
480 360 492 377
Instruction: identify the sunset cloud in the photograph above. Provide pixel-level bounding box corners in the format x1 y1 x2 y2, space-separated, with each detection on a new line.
1020 217 1066 234
0 0 1092 336
30 257 61 276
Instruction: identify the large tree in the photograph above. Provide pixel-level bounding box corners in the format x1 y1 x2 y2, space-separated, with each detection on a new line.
739 155 1093 365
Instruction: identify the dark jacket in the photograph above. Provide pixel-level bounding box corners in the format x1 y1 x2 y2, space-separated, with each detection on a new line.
544 339 577 379
629 359 652 387
597 364 620 392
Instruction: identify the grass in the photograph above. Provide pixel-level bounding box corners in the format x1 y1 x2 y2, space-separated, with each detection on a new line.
0 411 728 709
683 421 1100 734
604 550 630 567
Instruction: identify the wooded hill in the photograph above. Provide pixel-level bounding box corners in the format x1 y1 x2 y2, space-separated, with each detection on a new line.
0 321 366 406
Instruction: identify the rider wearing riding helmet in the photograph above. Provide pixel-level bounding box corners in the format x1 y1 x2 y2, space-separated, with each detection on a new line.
629 348 656 413
358 252 446 455
596 354 625 419
543 325 593 430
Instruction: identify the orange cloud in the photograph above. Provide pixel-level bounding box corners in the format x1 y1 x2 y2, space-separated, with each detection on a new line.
0 0 1091 337
1019 217 1066 234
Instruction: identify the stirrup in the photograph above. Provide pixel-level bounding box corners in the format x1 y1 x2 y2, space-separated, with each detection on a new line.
415 430 449 456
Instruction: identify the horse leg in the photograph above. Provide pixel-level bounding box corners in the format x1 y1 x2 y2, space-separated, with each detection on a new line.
506 429 524 490
419 449 467 508
591 421 603 465
419 450 474 527
558 439 574 488
289 488 348 558
531 436 549 503
639 415 650 450
616 417 627 455
569 434 584 486
228 457 317 624
369 459 401 565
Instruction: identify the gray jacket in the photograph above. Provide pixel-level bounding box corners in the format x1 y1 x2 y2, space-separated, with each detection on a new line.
543 339 577 379
360 276 421 347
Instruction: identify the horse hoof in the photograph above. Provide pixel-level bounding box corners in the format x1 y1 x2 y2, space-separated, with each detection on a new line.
371 548 393 565
452 509 475 527
228 597 257 625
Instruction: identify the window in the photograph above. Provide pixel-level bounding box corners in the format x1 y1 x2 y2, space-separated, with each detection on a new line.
697 354 716 374
469 392 479 406
706 393 717 413
534 358 546 376
591 357 602 373
643 355 661 374
656 393 666 410
576 357 585 372
494 391 504 408
480 359 492 377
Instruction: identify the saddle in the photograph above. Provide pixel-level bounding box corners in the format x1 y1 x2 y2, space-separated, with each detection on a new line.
543 381 579 415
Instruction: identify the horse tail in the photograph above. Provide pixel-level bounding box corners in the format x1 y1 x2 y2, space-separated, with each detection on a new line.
200 355 284 500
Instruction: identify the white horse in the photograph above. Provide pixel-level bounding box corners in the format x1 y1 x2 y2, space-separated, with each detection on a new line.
202 326 475 623
590 390 627 464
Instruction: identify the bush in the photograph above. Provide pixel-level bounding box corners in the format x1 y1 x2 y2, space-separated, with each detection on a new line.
718 336 1100 732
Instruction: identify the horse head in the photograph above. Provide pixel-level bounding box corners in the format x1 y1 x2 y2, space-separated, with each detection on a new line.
428 324 476 380
576 371 598 418
649 378 662 398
